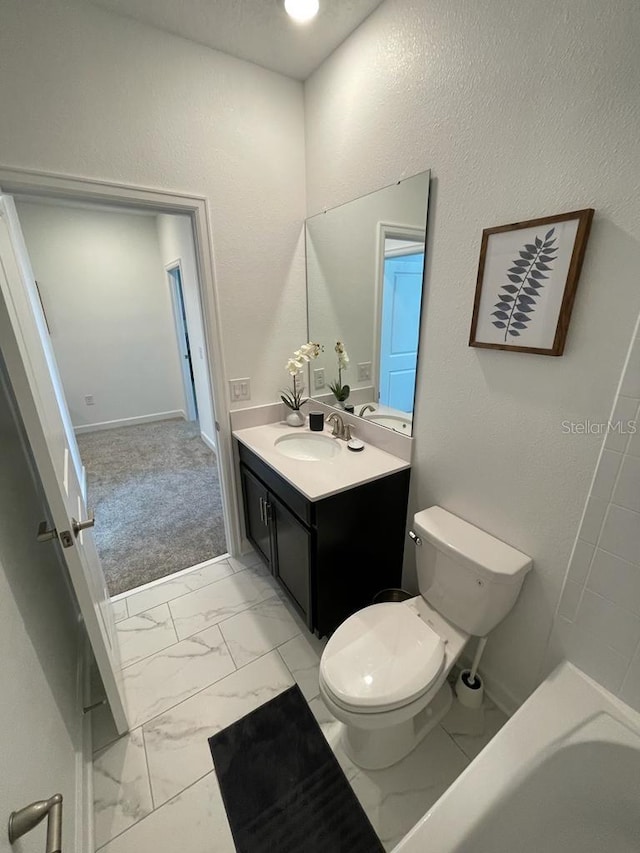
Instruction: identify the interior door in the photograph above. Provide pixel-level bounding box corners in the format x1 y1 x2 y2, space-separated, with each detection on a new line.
167 264 198 422
0 194 128 732
379 252 424 412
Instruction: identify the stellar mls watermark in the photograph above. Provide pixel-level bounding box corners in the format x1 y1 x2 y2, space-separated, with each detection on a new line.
561 419 637 435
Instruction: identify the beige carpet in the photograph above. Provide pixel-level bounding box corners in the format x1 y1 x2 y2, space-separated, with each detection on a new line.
78 419 227 596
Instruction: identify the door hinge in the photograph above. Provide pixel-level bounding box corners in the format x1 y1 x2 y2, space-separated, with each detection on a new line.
215 420 221 432
37 521 74 548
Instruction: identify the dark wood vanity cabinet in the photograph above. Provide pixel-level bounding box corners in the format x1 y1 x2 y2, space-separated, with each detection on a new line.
238 442 410 637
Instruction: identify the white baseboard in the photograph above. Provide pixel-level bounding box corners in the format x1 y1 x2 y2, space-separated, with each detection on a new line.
200 430 216 452
74 410 186 434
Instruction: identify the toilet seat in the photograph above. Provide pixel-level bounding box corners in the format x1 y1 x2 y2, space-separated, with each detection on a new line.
320 603 446 714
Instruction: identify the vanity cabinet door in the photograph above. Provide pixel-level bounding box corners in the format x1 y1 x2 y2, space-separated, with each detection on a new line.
240 465 272 568
270 493 313 630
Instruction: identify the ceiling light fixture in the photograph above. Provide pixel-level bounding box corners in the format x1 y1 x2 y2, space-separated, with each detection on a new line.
284 0 319 24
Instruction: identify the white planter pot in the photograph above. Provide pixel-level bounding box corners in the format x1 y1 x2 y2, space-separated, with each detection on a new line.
285 410 305 427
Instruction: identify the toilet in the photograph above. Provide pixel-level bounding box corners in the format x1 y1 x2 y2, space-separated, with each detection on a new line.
319 506 532 770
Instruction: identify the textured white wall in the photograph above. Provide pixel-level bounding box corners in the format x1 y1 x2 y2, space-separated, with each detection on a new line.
0 368 83 853
16 201 185 429
156 213 216 444
0 0 307 411
545 314 640 709
305 0 640 706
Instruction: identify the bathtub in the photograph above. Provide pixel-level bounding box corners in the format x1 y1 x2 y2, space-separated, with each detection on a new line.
394 662 640 852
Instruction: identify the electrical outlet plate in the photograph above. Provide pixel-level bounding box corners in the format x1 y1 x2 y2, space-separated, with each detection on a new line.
229 378 251 402
313 367 325 390
357 362 372 381
85 394 94 406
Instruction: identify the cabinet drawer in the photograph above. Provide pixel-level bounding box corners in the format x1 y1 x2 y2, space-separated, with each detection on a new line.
238 443 312 526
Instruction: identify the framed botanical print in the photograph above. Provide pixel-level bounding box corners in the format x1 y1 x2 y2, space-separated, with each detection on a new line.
469 208 594 355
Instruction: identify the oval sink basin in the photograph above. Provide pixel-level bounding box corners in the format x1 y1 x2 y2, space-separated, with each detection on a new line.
274 433 340 461
364 414 411 433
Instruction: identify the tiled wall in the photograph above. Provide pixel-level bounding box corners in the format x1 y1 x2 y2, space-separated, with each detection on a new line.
547 317 640 709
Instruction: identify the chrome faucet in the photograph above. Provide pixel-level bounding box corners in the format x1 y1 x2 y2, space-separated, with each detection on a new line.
327 412 352 441
358 404 377 418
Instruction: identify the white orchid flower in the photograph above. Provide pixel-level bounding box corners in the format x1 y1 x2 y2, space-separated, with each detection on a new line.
286 357 303 375
335 341 349 369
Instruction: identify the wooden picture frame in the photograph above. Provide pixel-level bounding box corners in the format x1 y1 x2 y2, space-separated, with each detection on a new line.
469 208 594 356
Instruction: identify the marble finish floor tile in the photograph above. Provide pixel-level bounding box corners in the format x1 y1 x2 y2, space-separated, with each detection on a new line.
143 650 294 806
278 632 323 701
93 728 153 848
125 559 235 617
227 551 262 573
219 596 300 667
442 696 508 761
169 565 278 639
112 598 129 623
307 695 359 782
348 725 470 851
98 771 235 853
123 625 235 728
116 604 178 669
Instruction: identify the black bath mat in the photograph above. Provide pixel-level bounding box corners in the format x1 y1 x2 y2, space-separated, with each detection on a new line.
209 684 383 853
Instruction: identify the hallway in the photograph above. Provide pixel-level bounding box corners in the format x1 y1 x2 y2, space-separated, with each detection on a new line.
79 419 226 595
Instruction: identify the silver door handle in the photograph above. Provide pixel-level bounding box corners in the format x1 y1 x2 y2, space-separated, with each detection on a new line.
72 512 95 537
8 793 63 853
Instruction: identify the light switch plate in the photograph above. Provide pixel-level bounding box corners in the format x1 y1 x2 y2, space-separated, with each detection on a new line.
313 367 325 390
85 394 94 406
229 378 251 401
357 362 372 381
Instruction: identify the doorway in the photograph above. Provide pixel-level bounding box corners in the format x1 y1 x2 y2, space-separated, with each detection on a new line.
0 169 241 735
379 248 424 412
168 263 198 422
16 199 227 595
374 225 426 415
0 169 239 598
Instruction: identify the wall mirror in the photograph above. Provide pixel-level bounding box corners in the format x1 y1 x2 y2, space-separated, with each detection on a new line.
306 170 430 436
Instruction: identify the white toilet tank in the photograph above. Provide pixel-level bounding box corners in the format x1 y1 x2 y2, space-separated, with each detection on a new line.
412 506 532 637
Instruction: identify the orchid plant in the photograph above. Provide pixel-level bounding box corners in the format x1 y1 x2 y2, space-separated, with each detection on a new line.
281 342 321 411
329 341 350 403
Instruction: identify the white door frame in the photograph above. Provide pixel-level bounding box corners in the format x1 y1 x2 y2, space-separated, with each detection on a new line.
373 221 427 402
0 166 240 557
166 260 198 422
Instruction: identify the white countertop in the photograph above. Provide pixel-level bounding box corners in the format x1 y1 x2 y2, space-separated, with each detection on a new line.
233 420 411 502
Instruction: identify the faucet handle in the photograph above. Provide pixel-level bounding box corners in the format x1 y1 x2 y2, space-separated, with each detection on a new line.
343 423 353 441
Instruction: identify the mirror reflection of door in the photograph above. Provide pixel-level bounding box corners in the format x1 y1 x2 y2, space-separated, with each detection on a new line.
379 247 424 412
305 170 430 435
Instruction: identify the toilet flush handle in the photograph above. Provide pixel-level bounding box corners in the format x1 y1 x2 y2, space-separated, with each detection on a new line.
408 529 422 546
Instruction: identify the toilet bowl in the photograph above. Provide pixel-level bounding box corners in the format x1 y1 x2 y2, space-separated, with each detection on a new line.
319 506 532 770
319 595 468 769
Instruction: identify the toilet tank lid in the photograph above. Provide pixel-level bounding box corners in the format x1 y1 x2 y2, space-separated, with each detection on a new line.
414 506 532 582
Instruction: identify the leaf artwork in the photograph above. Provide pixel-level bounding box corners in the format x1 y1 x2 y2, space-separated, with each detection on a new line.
491 228 557 341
